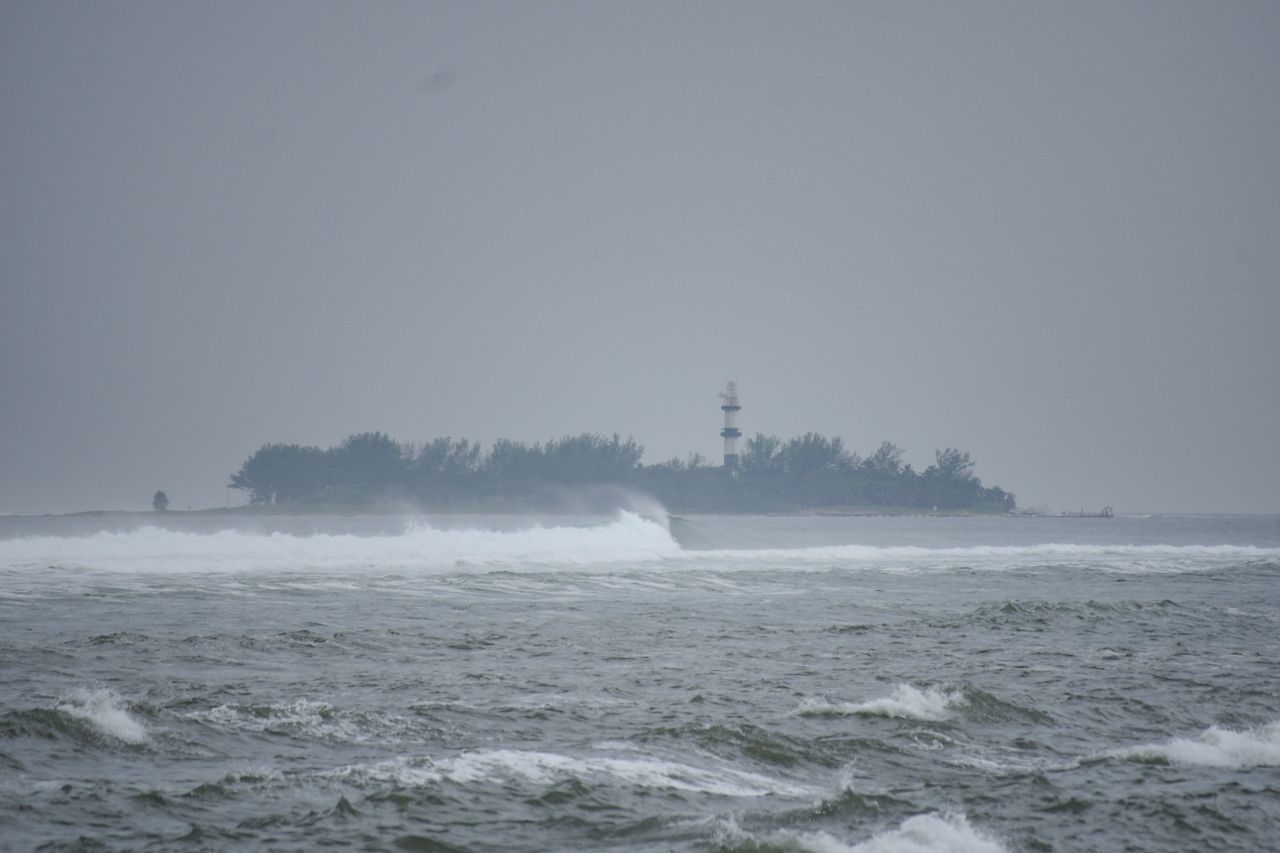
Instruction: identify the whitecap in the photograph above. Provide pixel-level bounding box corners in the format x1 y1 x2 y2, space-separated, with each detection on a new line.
184 700 409 744
1106 720 1280 768
715 811 1005 853
334 756 443 787
337 748 811 797
5 519 1276 579
799 685 964 722
441 749 811 796
0 510 679 575
57 688 148 744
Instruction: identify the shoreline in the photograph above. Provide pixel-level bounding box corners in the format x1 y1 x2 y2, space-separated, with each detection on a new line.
4 504 1015 521
7 505 1268 521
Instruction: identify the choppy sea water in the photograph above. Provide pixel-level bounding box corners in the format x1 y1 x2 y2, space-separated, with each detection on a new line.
1 510 1277 851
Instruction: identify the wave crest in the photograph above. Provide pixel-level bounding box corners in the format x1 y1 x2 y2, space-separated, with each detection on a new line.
56 688 149 745
3 517 1273 577
337 748 812 797
0 511 678 574
798 685 965 722
1106 720 1280 768
715 811 1005 853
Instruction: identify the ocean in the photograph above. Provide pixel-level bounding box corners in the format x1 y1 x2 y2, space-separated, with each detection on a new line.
1 510 1277 851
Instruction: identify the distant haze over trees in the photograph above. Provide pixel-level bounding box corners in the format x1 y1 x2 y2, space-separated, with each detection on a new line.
229 432 1015 513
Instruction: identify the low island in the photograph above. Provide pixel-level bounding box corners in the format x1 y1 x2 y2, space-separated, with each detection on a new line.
227 432 1016 515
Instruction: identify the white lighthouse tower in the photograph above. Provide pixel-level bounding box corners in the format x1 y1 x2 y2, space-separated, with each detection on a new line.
719 381 742 470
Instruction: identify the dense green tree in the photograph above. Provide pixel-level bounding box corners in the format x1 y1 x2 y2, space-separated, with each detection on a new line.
328 432 405 493
741 433 783 474
152 490 169 512
541 433 643 483
863 441 906 476
483 433 643 491
930 448 975 481
981 486 1017 512
921 448 982 509
229 443 329 504
486 439 544 492
409 437 483 503
781 433 855 477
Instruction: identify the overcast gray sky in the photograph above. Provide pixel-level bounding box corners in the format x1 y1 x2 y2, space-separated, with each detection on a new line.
2 1 1277 515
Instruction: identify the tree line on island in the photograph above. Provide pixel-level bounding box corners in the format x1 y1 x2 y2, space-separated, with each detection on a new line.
229 432 1015 513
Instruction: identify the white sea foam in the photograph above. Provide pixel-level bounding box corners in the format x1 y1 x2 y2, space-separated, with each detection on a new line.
449 749 809 795
57 688 148 744
695 542 1280 574
189 701 351 740
185 700 422 744
339 748 811 797
799 685 965 721
716 812 1005 853
2 515 1274 577
1106 720 1280 768
0 511 679 574
337 755 444 787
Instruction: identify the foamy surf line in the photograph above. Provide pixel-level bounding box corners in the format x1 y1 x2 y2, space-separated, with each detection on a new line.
1 515 1274 575
0 511 680 574
691 542 1280 573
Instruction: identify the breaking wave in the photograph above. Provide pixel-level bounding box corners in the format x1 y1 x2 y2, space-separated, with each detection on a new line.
798 685 965 722
1 512 1274 577
716 811 1006 853
1105 720 1280 768
183 700 421 744
337 748 813 797
0 511 679 574
695 542 1280 574
55 688 149 745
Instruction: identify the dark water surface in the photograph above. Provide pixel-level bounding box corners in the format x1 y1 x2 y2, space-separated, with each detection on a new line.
1 512 1278 851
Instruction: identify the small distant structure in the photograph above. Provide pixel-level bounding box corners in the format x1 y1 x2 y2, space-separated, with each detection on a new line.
719 381 742 470
1060 506 1114 518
